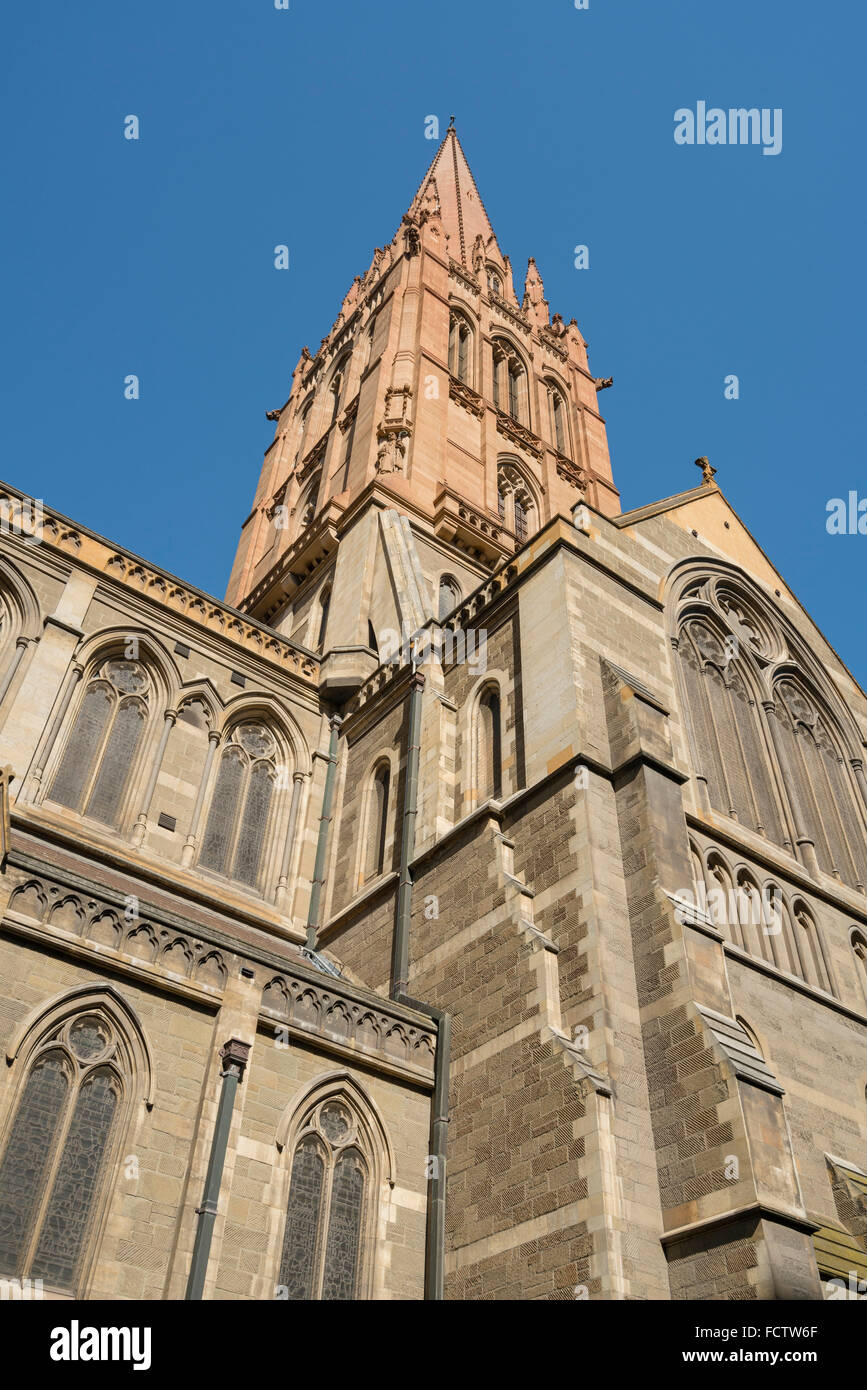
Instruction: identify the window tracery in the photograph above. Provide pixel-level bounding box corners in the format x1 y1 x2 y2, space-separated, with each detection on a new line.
674 572 867 892
198 720 281 890
0 1001 138 1294
48 658 151 828
497 462 536 542
448 311 473 386
491 339 528 425
278 1091 380 1301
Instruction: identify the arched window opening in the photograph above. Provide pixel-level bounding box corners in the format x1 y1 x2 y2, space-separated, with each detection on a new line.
677 619 785 846
513 494 527 543
361 322 375 374
0 1008 130 1294
363 763 390 882
703 854 741 948
296 471 321 540
491 340 528 425
438 575 462 622
448 312 472 386
497 462 536 543
793 900 834 995
476 687 502 803
672 572 867 895
48 658 151 828
775 681 867 893
486 268 501 297
199 722 280 891
734 873 773 965
547 382 569 454
316 588 331 653
852 930 867 1009
278 1090 383 1301
295 399 314 465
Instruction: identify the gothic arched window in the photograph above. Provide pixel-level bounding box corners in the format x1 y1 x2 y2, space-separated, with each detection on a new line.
491 340 528 425
278 1091 383 1301
547 381 570 455
296 471 321 540
199 721 280 890
775 680 867 892
316 587 331 653
438 575 462 621
497 462 536 543
486 268 502 297
676 619 785 845
851 930 867 1009
475 685 503 803
673 570 867 894
448 312 472 385
363 762 391 883
48 658 151 828
0 999 143 1295
792 898 835 995
295 398 314 465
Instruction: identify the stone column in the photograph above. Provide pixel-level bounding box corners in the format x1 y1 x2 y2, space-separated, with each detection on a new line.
27 660 84 793
0 636 32 713
762 699 820 878
274 771 306 912
182 730 220 867
131 709 176 847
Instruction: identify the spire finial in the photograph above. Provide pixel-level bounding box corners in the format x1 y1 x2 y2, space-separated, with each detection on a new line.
695 456 717 485
448 114 455 131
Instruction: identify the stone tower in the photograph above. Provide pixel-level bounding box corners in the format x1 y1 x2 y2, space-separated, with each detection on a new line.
0 129 865 1302
226 124 618 700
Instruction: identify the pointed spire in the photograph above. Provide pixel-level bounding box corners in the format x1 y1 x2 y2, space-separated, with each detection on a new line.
405 122 498 268
523 257 550 328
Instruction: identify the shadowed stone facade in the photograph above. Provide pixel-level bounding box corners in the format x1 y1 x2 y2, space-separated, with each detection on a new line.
0 128 865 1300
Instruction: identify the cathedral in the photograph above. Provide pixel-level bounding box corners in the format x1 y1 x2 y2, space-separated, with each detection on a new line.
0 125 865 1302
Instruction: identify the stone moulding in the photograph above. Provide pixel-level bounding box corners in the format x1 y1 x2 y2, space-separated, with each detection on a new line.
0 487 318 681
260 975 436 1084
494 411 543 458
433 484 508 566
1 865 436 1085
5 870 230 995
448 260 480 296
448 377 485 418
555 455 586 492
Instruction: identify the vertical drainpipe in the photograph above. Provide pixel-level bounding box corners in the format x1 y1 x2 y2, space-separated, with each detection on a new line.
305 713 342 950
390 667 450 1300
391 670 425 997
397 992 450 1301
185 1037 251 1301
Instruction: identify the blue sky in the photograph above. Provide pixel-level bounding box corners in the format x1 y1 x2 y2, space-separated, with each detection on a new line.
1 1 864 681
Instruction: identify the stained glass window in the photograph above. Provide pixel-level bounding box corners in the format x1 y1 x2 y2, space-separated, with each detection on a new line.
49 685 112 811
200 748 245 873
0 1014 124 1293
278 1098 373 1300
199 724 282 892
321 1150 365 1301
48 660 151 826
0 1055 68 1275
31 1072 118 1288
86 700 145 825
233 761 273 887
278 1137 325 1300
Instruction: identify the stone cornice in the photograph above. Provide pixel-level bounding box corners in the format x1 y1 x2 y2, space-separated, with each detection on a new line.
0 481 319 687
